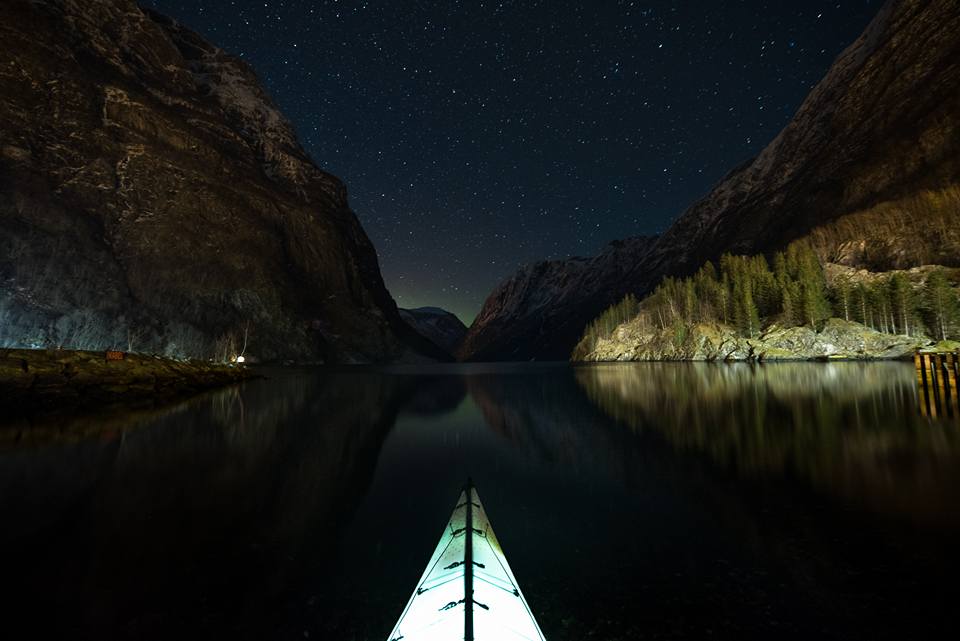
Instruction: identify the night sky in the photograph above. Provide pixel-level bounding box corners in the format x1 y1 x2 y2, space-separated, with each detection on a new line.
141 0 880 323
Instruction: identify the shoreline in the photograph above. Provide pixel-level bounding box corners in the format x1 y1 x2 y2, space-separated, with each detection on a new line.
0 348 255 421
572 318 958 364
572 354 919 364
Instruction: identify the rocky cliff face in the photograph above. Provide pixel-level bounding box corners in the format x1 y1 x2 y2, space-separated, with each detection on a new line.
0 0 445 363
576 318 934 363
458 235 657 361
398 306 467 355
646 0 960 276
462 0 960 361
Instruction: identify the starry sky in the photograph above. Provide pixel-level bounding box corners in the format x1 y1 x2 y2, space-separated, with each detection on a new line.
142 0 880 323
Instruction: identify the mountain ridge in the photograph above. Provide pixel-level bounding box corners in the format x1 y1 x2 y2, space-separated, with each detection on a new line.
458 235 658 361
0 0 447 363
460 0 960 362
399 306 468 356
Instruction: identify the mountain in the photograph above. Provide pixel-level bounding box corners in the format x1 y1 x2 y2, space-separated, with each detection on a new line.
0 0 446 363
398 307 468 355
458 236 657 361
461 0 960 362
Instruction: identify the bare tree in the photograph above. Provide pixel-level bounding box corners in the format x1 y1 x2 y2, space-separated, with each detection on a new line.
127 325 148 353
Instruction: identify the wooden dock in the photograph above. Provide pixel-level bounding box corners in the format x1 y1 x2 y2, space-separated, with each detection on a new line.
915 350 960 418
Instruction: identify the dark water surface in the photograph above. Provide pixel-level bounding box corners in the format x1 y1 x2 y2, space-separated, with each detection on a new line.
2 362 959 640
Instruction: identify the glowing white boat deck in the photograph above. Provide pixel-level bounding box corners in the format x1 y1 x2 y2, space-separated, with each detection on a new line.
386 482 547 641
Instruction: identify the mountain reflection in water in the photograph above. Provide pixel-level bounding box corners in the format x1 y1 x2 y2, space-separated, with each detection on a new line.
576 362 960 527
0 363 958 640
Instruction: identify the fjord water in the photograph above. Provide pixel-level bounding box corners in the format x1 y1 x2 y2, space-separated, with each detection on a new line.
1 362 959 640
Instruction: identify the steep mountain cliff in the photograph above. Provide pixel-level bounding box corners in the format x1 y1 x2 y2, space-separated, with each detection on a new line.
461 0 960 361
399 306 467 355
458 236 657 361
0 0 445 363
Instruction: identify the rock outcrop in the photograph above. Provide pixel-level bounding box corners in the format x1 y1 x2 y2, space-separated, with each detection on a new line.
398 306 467 355
461 0 960 361
576 318 931 362
0 0 446 363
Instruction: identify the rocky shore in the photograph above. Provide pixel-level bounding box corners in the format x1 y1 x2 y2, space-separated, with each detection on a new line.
574 318 947 362
0 348 253 418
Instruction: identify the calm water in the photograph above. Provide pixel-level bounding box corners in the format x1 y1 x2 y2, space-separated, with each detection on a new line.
1 362 959 640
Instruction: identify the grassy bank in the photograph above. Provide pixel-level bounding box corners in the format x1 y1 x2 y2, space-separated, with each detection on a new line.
0 348 253 419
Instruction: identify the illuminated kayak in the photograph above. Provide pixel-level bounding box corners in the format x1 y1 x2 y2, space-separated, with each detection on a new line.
386 480 547 641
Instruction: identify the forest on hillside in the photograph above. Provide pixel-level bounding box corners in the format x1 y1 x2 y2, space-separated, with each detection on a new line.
579 241 960 353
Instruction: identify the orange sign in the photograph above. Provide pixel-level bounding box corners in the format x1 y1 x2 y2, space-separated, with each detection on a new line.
105 350 125 361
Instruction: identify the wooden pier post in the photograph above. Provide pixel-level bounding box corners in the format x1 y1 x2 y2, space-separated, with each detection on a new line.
927 353 939 418
935 353 950 417
946 352 959 413
952 350 960 389
915 351 928 416
912 350 960 418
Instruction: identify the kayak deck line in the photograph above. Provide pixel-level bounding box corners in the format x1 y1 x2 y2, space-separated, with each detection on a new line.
386 480 547 641
464 481 474 641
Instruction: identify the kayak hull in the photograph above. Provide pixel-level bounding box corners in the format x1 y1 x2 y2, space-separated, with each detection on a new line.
386 483 547 641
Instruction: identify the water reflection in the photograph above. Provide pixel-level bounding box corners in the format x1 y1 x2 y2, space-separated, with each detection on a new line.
1 363 958 640
466 369 648 480
0 370 459 640
575 362 960 525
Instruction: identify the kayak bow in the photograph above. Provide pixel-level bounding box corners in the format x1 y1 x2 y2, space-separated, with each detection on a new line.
386 480 547 641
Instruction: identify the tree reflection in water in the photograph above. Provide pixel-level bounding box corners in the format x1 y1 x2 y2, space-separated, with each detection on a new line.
576 361 960 525
2 363 959 640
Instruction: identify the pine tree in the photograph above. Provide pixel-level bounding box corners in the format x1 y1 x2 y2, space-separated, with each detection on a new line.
852 283 872 329
578 235 960 355
925 269 960 341
719 272 731 325
748 254 777 317
796 244 830 328
683 278 697 323
832 279 852 321
693 262 720 322
888 273 917 336
773 251 799 326
732 279 760 337
869 281 891 333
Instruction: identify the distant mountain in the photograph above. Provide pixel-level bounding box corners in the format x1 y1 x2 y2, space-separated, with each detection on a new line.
399 307 468 355
458 236 657 361
461 0 960 361
0 0 446 363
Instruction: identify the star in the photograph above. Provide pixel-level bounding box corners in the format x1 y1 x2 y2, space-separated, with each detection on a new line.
142 0 880 323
